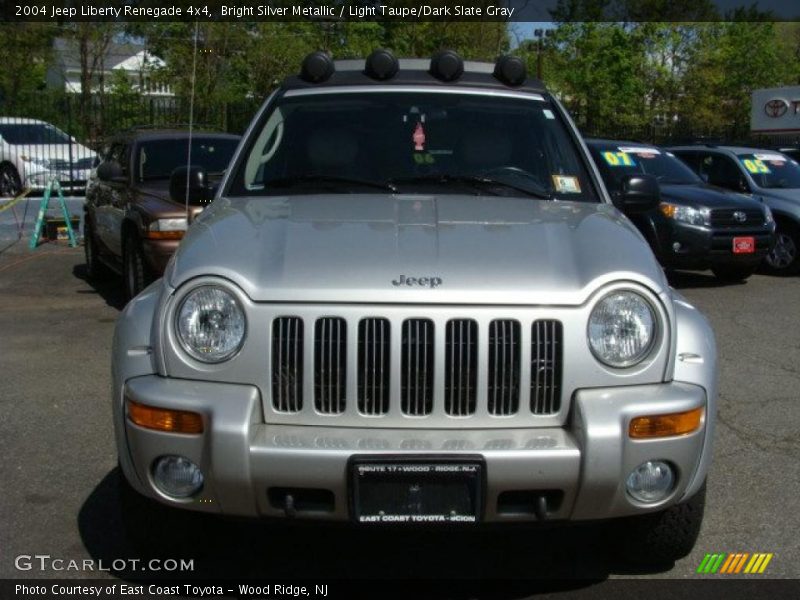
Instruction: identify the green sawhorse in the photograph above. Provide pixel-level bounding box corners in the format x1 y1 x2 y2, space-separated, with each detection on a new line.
29 178 77 249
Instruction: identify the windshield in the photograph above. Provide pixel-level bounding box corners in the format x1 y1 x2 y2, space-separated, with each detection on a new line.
0 123 71 145
589 144 700 186
137 137 240 181
228 90 599 202
737 152 800 189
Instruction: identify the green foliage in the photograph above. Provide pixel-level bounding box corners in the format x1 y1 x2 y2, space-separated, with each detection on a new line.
0 24 55 105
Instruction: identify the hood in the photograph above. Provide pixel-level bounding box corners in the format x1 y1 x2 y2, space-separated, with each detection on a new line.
660 183 763 209
757 187 800 204
10 143 94 162
169 195 667 305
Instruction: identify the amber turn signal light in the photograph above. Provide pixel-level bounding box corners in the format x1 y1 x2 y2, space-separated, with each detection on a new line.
127 399 204 434
629 407 703 439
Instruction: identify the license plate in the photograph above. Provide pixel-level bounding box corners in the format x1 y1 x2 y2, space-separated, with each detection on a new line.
733 236 755 254
351 459 483 524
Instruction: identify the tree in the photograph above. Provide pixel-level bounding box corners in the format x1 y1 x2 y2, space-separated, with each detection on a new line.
0 23 55 107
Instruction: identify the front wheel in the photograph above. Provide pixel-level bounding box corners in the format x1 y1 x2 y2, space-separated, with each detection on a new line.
0 163 22 197
763 222 800 275
122 232 152 301
614 482 706 565
711 264 756 282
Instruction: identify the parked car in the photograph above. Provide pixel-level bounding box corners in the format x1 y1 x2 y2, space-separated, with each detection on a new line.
113 51 716 564
669 144 800 274
0 117 96 196
84 129 241 299
586 139 775 281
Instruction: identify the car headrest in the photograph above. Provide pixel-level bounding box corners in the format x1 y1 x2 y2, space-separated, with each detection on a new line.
306 127 359 170
458 127 513 169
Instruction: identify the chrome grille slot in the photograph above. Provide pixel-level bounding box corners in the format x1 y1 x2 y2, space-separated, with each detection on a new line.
401 319 434 416
445 319 478 416
709 208 764 228
530 320 562 415
357 318 390 415
272 317 304 413
488 319 521 416
314 317 346 414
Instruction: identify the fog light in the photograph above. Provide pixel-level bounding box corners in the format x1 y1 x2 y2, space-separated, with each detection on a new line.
626 460 674 503
153 456 204 498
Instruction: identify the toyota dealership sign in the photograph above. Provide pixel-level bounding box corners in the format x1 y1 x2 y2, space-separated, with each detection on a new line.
751 86 800 133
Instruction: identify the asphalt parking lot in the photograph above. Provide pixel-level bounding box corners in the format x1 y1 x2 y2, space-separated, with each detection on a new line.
0 236 798 593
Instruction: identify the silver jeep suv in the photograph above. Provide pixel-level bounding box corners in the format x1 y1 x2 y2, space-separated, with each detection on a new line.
113 51 716 564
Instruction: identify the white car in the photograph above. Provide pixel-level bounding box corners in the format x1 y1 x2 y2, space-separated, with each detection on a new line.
0 117 96 197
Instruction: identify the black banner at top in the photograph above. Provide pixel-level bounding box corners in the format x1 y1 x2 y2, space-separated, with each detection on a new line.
2 0 800 23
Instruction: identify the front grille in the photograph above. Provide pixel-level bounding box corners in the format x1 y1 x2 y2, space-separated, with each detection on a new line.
272 317 303 412
445 319 478 416
709 208 764 228
531 320 563 414
314 317 346 414
269 314 565 423
401 319 434 416
358 318 391 415
488 320 521 416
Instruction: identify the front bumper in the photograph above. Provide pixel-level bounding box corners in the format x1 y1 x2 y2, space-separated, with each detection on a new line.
656 220 775 269
119 376 708 523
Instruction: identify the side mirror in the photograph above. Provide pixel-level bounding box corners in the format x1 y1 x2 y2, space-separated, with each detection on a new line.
614 174 660 214
170 165 212 204
96 161 125 183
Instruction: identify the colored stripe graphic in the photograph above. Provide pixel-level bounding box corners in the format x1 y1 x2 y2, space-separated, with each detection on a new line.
697 552 773 574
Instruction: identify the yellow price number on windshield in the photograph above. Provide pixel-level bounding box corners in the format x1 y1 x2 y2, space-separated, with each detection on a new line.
602 151 636 167
741 158 770 174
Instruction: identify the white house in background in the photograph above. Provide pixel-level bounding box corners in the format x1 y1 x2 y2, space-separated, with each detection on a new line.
46 38 173 97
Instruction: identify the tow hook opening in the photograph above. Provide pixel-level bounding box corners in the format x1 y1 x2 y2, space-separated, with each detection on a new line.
268 487 336 515
497 490 564 519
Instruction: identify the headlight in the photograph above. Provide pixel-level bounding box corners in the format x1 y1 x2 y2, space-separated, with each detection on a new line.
659 202 709 226
588 291 657 368
176 285 246 363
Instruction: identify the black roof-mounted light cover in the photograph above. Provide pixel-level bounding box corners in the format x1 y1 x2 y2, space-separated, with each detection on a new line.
430 50 464 82
300 51 335 83
494 55 527 87
364 49 399 81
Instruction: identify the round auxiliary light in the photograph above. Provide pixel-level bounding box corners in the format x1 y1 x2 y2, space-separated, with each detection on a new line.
625 460 675 504
430 49 464 82
494 55 527 86
365 48 399 81
153 455 204 498
300 51 335 83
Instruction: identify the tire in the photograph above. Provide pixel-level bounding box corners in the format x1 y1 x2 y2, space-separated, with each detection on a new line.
122 231 152 301
117 469 214 556
763 221 800 275
0 163 22 198
711 264 756 282
615 481 706 565
83 220 111 280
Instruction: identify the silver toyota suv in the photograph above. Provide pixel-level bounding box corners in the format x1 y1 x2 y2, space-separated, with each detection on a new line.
113 51 717 564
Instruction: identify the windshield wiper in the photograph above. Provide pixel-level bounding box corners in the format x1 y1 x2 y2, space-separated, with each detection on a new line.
268 174 398 193
390 174 553 199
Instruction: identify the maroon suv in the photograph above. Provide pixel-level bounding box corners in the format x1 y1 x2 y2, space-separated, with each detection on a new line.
83 129 240 299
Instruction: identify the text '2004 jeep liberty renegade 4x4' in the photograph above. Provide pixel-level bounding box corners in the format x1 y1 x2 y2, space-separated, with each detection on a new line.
113 51 716 563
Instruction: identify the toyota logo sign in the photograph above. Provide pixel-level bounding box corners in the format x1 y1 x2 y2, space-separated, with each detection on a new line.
765 98 789 118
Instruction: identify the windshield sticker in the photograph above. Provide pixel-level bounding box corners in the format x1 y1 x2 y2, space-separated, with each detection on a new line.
741 158 771 174
552 175 581 193
618 146 660 156
753 153 786 162
602 151 636 167
412 122 426 151
413 153 435 165
543 109 555 120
